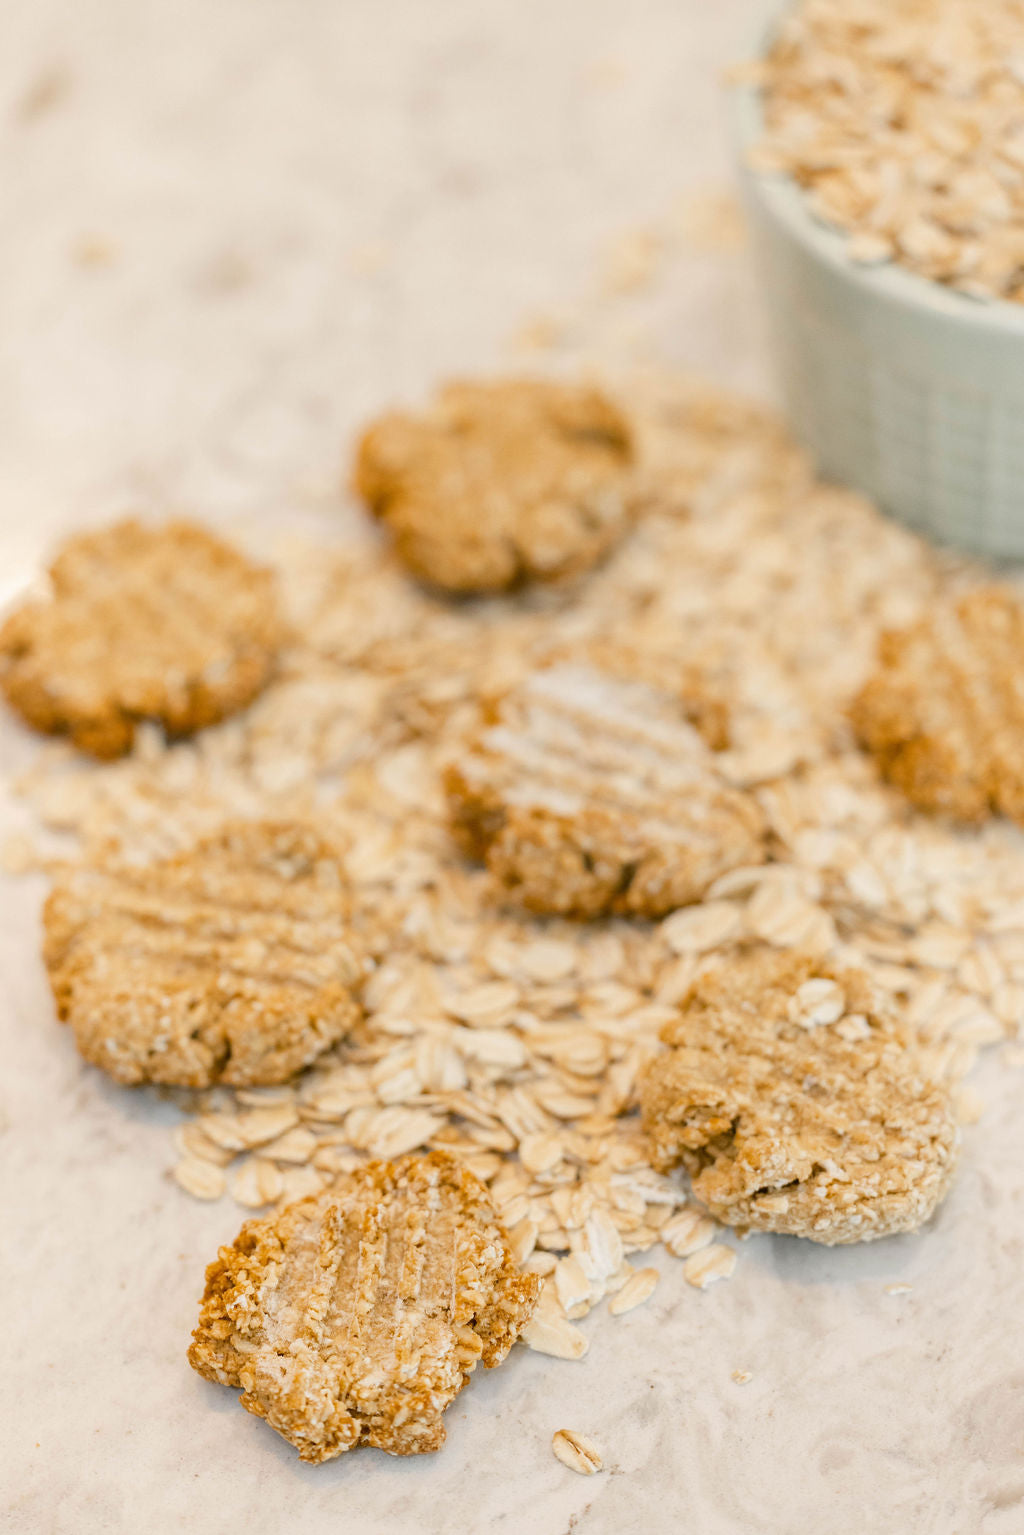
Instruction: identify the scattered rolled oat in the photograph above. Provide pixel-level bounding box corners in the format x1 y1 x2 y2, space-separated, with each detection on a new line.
851 587 1024 825
199 1102 300 1151
641 948 960 1244
0 518 282 757
446 659 765 918
731 1369 753 1385
354 378 634 593
683 1244 737 1289
660 1208 716 1259
260 1125 318 1164
551 1429 604 1476
754 0 1024 303
608 1266 659 1315
173 1157 226 1201
229 1157 285 1209
174 1121 235 1168
188 1152 540 1462
521 1312 590 1361
44 821 364 1087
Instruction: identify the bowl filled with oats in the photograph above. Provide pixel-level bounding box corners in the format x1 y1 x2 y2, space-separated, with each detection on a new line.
732 0 1024 558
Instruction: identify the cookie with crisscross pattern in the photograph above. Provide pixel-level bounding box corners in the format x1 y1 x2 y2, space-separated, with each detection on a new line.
0 518 282 757
641 948 959 1244
446 659 766 917
188 1152 540 1461
44 820 364 1087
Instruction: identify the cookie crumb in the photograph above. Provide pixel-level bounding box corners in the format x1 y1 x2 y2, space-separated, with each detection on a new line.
72 235 117 269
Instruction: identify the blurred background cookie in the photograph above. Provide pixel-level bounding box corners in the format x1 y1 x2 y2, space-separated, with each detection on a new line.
0 518 283 757
354 378 634 594
851 585 1024 824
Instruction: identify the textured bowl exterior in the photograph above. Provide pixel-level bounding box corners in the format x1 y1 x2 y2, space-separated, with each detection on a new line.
731 40 1024 559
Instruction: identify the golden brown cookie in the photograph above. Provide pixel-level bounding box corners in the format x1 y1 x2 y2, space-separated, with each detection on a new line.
354 378 634 593
0 518 283 757
43 821 364 1088
445 659 766 918
188 1151 540 1462
850 585 1024 824
641 949 959 1244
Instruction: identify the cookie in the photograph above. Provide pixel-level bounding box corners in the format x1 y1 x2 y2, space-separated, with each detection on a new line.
850 585 1024 824
0 518 283 757
188 1151 540 1462
43 821 364 1088
640 949 959 1244
354 378 634 593
445 659 767 918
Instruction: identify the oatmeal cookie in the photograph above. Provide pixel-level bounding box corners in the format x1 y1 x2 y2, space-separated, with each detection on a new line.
43 821 364 1088
641 949 959 1244
851 586 1024 824
188 1151 540 1462
445 659 766 918
354 378 634 593
0 518 283 757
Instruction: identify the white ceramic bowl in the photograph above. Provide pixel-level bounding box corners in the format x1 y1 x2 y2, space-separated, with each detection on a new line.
730 14 1024 560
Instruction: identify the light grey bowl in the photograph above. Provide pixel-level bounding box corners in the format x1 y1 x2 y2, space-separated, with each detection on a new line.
730 19 1024 560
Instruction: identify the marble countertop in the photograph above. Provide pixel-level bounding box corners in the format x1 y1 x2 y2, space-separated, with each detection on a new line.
2 3 1021 1532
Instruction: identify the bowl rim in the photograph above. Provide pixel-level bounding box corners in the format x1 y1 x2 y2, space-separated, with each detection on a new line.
727 0 1024 339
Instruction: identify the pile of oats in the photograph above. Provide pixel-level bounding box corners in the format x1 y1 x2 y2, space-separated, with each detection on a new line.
750 0 1024 301
10 371 1021 1357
